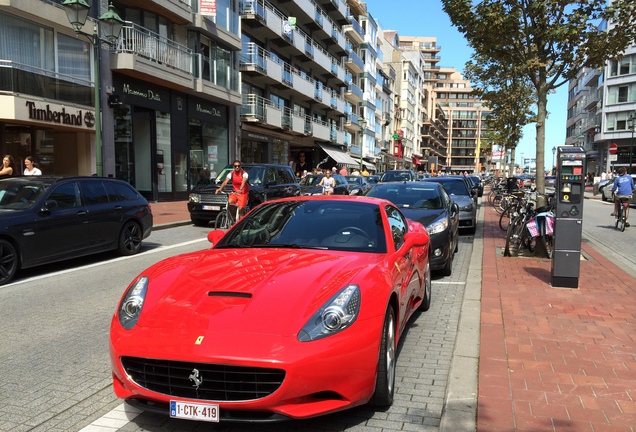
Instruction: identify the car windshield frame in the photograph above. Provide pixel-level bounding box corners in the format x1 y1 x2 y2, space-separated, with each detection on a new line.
215 200 388 253
366 183 445 209
0 178 49 210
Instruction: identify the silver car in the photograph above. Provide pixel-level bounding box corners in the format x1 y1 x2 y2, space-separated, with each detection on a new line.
601 174 636 205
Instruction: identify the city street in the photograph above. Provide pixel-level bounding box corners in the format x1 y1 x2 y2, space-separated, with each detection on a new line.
0 212 478 432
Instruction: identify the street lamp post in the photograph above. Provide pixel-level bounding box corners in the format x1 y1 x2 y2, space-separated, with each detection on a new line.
358 117 366 172
552 146 556 174
628 113 635 174
63 0 124 177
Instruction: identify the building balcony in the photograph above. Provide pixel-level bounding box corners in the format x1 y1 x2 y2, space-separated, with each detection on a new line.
344 50 364 74
344 82 363 103
343 16 364 45
344 113 362 132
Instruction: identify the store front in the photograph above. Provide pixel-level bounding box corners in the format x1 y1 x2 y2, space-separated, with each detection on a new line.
0 95 95 176
112 75 230 201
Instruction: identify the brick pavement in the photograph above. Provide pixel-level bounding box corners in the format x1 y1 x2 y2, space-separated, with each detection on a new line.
479 192 636 432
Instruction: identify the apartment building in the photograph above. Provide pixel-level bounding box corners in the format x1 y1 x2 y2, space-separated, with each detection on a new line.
567 38 636 175
1 0 243 201
435 68 491 173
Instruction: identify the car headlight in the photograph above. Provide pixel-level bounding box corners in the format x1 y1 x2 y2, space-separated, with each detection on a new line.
118 276 148 330
459 203 473 212
189 193 201 203
426 217 448 235
298 285 360 342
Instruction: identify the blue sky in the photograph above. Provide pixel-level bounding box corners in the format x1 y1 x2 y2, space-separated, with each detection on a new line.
365 0 569 167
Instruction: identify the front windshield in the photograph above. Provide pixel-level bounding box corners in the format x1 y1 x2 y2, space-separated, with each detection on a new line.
300 175 323 186
367 185 443 209
214 166 264 187
0 180 46 209
217 200 387 253
426 180 467 196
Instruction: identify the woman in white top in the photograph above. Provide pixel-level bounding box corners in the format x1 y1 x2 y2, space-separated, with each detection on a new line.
317 170 336 195
24 156 42 175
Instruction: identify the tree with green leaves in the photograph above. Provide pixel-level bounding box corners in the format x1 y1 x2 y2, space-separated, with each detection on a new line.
465 53 536 176
441 0 636 193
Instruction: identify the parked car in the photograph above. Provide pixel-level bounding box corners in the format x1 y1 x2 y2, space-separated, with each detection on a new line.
344 175 372 195
188 163 300 226
421 176 477 233
379 170 417 182
597 177 613 199
0 176 152 285
366 175 381 185
366 181 459 275
545 175 557 189
601 174 636 205
467 175 484 197
299 173 349 195
110 196 431 422
517 173 535 188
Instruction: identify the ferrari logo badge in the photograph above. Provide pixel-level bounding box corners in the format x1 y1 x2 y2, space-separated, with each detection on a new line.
195 336 204 345
189 368 203 389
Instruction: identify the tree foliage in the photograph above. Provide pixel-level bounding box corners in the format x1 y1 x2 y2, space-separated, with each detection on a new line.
441 0 636 192
465 52 536 174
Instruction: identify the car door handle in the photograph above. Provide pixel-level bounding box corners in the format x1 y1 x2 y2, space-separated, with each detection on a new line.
77 210 87 216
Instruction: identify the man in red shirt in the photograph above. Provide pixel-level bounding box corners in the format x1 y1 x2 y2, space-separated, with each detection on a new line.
215 160 249 219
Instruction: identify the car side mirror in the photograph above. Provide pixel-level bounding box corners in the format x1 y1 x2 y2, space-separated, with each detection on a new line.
403 231 429 249
40 199 58 213
207 229 226 246
451 202 459 215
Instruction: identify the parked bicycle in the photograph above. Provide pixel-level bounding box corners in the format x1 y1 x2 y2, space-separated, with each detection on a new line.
504 194 554 258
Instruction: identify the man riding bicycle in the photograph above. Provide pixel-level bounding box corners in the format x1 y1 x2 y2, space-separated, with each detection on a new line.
215 160 249 219
611 166 635 227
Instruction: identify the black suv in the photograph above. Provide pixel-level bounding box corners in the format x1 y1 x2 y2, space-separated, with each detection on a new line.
188 163 300 226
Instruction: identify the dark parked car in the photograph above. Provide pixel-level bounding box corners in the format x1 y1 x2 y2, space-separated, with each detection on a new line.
299 173 349 195
188 163 300 226
467 175 484 197
344 175 372 195
379 170 417 182
0 176 153 285
366 175 380 185
366 181 459 275
421 176 477 233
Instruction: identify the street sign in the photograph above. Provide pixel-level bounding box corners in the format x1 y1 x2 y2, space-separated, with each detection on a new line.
609 143 618 155
608 154 618 162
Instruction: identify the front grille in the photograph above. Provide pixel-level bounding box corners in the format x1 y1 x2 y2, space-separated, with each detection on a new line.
198 194 228 205
121 357 285 401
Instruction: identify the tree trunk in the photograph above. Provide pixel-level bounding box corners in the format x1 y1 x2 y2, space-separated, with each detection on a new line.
535 87 548 206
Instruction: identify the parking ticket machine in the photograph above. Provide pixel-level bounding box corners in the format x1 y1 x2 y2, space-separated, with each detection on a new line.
551 146 586 288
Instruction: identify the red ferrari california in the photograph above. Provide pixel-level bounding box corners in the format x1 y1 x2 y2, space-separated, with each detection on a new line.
110 196 431 423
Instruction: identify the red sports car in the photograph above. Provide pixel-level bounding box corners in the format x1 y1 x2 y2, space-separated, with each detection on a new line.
110 196 431 423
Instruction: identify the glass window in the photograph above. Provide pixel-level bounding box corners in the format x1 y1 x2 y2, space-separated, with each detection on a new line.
0 12 54 72
49 182 81 209
104 181 138 201
385 205 406 250
57 33 90 82
80 181 109 204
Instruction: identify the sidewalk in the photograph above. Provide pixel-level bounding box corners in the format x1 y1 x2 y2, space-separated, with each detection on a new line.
477 192 636 431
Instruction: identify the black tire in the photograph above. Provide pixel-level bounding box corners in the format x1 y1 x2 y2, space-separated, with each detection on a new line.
369 307 396 407
499 205 512 231
441 249 453 276
618 209 626 232
215 210 231 229
191 217 209 227
118 221 143 256
419 262 432 312
504 216 524 257
454 236 459 253
0 239 18 286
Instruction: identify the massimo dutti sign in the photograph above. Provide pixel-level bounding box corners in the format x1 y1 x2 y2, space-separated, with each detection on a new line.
24 100 95 129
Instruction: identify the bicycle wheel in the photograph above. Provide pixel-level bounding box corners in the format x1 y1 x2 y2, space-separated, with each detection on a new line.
616 206 624 231
215 210 232 229
504 215 525 257
538 219 553 259
499 204 513 231
619 209 626 232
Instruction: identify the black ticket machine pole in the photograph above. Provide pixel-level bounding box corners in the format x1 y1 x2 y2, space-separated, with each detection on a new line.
551 146 586 288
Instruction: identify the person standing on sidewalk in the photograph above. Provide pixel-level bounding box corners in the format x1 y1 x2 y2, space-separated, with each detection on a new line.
610 166 635 227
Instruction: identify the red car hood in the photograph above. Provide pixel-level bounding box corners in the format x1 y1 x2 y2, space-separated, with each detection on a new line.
136 248 383 337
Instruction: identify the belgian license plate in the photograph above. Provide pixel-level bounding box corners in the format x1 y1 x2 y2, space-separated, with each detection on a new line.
170 400 219 422
202 205 221 211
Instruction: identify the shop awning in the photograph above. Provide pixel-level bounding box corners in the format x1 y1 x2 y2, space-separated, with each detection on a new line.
319 143 359 167
351 157 377 171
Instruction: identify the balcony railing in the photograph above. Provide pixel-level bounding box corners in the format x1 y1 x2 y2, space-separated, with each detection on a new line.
239 43 267 71
346 16 365 39
115 22 193 74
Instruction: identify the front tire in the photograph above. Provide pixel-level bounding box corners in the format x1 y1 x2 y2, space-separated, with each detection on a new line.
441 249 453 277
369 307 396 407
215 210 231 229
0 239 18 286
118 221 143 256
419 262 432 311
